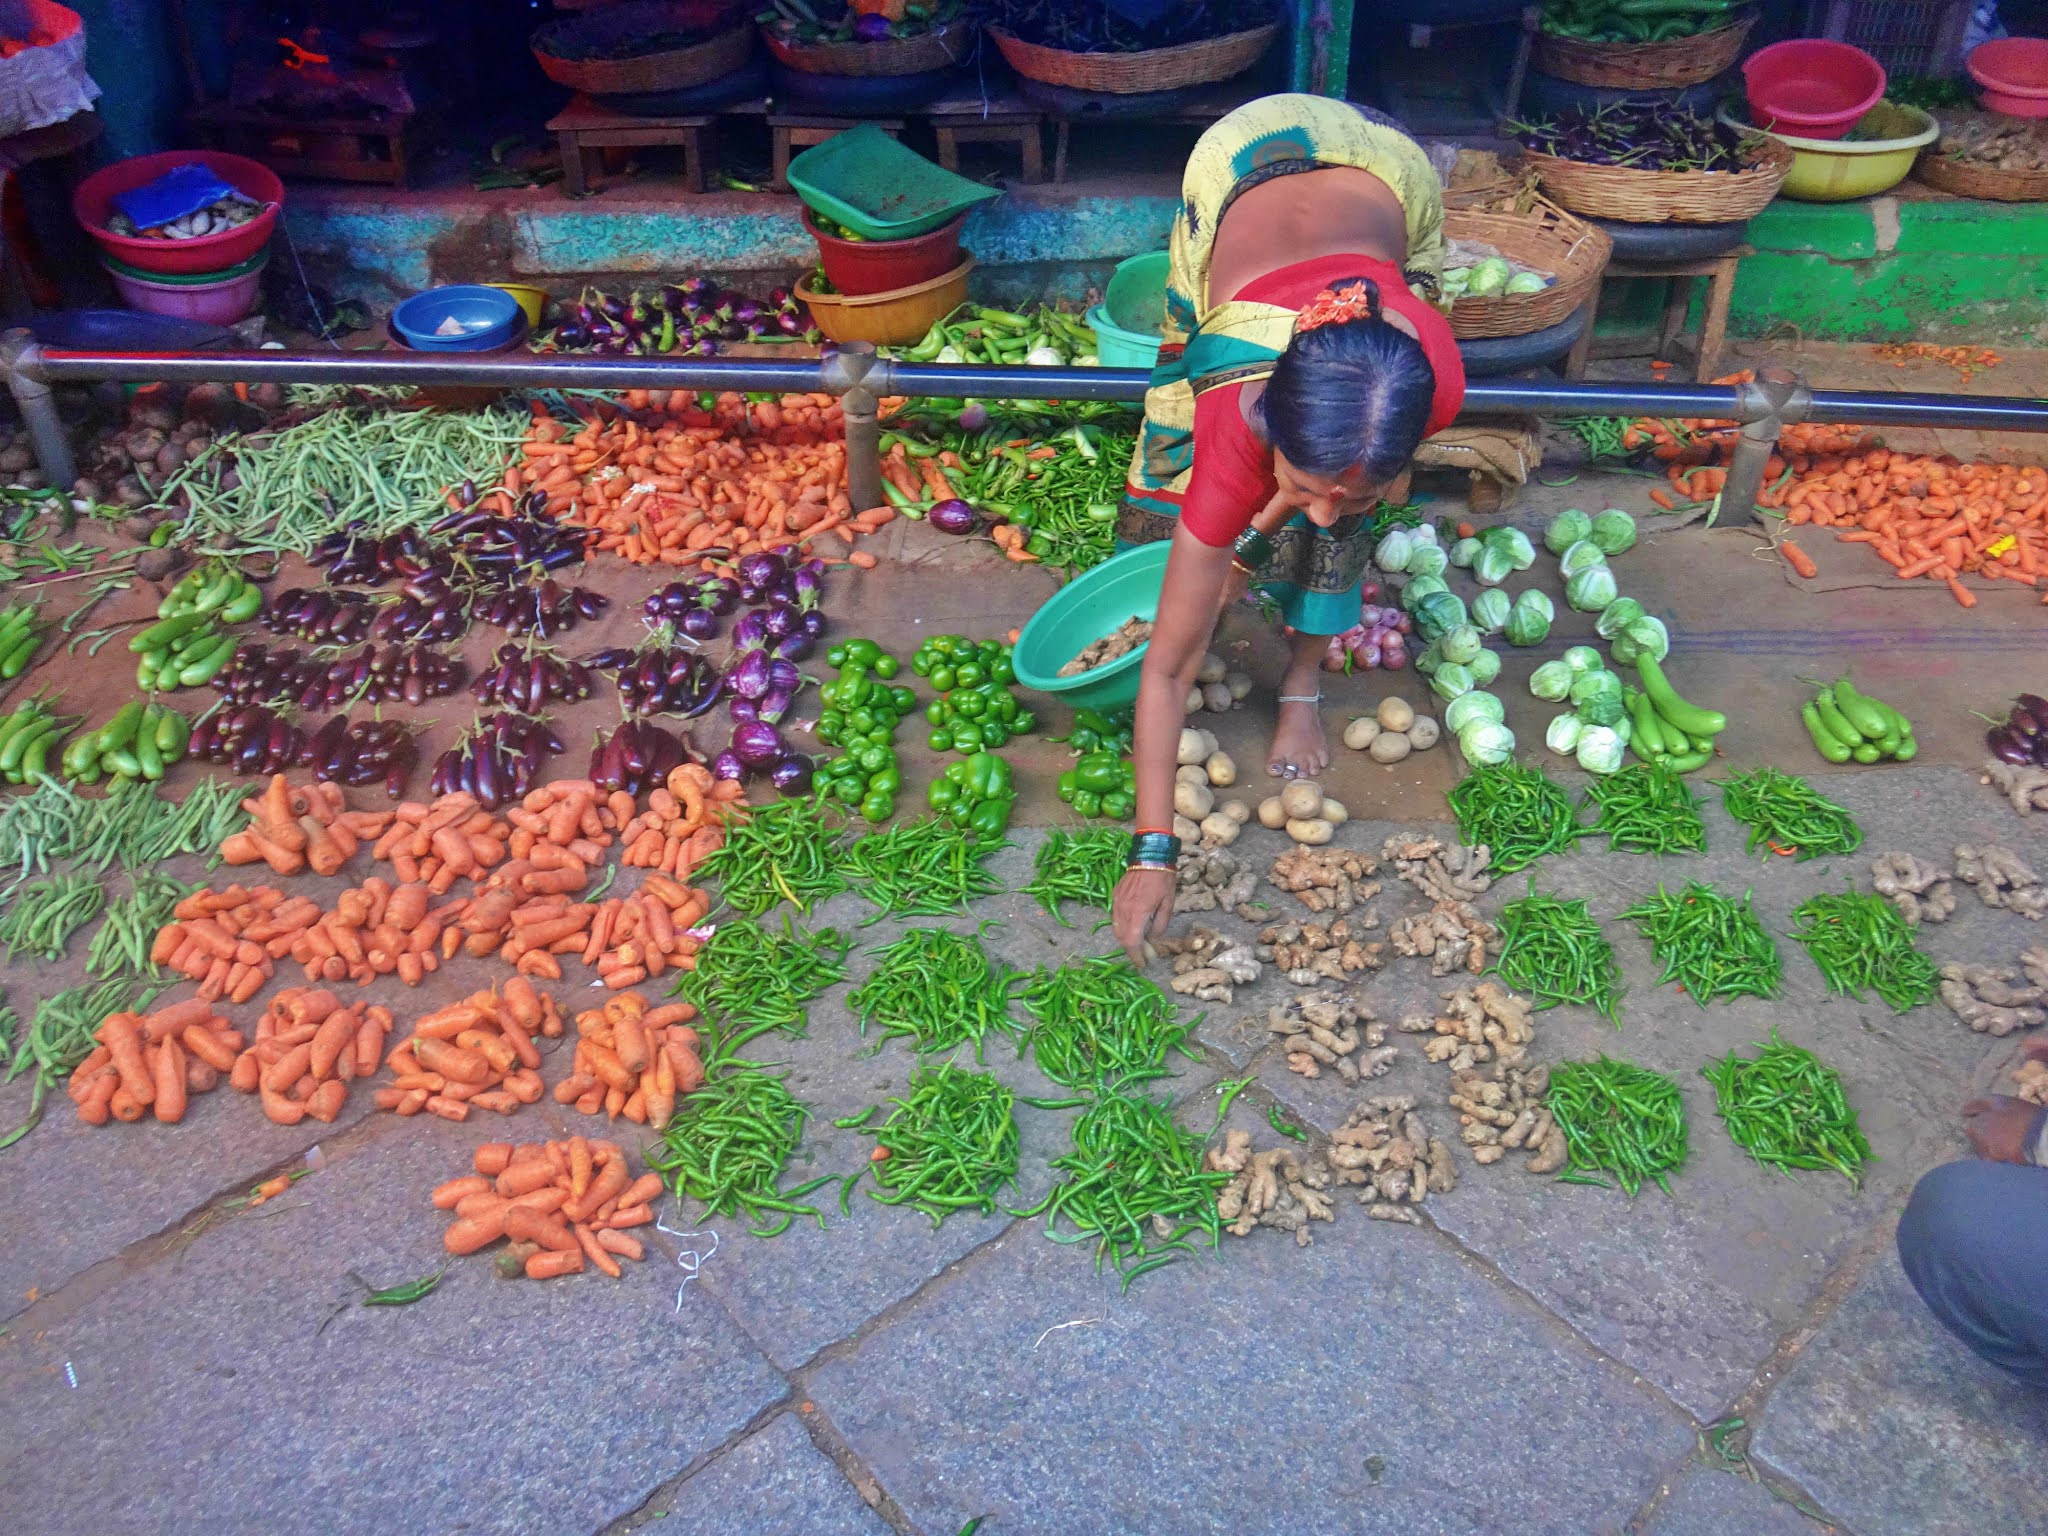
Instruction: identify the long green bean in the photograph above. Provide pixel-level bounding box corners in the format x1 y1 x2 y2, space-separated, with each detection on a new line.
0 872 105 961
89 872 197 979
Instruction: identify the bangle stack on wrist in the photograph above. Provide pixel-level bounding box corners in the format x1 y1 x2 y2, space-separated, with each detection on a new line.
1232 527 1273 576
1128 828 1181 872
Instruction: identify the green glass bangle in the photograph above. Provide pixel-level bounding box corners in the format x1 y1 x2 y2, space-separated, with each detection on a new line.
1129 831 1181 867
1233 527 1273 569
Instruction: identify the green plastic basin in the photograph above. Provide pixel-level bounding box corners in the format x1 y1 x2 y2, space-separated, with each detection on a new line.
786 124 1002 241
1011 540 1167 714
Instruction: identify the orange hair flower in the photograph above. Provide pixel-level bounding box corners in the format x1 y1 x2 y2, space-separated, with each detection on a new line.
1293 278 1381 335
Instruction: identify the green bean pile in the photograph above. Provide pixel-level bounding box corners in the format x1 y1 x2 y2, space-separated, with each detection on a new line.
1020 955 1191 1087
3 972 165 1151
646 1067 831 1238
1788 890 1940 1013
838 1064 1020 1225
88 872 196 980
0 873 105 961
1702 1035 1872 1185
1494 884 1623 1021
1448 760 1583 873
0 775 244 886
1545 1056 1688 1195
1580 763 1707 855
159 400 529 557
1715 767 1862 861
839 818 1003 918
696 797 846 915
1016 1085 1228 1289
1023 826 1128 924
846 926 1020 1059
673 917 850 1034
1620 882 1781 1004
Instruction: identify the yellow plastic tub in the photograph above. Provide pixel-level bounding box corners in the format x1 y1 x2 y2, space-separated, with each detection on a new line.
797 256 974 346
487 283 548 328
1720 102 1937 202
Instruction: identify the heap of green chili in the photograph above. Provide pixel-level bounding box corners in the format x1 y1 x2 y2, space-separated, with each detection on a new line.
1020 955 1192 1086
1788 890 1939 1013
695 797 846 915
1621 881 1781 1004
1023 826 1128 924
1494 883 1624 1022
1545 1056 1688 1195
847 926 1020 1059
1580 762 1707 855
1448 760 1583 874
840 817 1004 918
672 917 849 1033
1703 1034 1872 1184
1715 767 1862 861
837 1064 1021 1225
646 1066 832 1238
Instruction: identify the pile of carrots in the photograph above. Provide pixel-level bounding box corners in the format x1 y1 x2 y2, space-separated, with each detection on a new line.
220 778 392 879
68 998 241 1127
554 989 703 1126
437 1137 662 1280
1873 342 2002 383
376 982 558 1122
618 763 740 873
288 877 448 988
150 885 300 1005
499 394 893 571
227 988 394 1126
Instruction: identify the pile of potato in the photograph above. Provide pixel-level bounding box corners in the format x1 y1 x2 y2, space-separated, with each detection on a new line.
1174 726 1253 848
1341 697 1440 764
1257 780 1349 846
1186 652 1255 715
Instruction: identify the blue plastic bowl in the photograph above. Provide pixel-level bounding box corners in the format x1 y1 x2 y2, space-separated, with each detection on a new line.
392 285 521 352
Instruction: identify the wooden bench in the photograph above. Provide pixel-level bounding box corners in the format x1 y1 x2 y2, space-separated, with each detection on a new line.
547 95 713 197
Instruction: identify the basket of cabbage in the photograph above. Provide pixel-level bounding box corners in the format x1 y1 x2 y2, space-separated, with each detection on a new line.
1440 204 1613 340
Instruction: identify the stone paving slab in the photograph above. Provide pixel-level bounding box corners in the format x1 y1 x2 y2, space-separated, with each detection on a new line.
803 1203 1694 1536
0 1119 788 1536
1751 1248 2048 1536
650 1413 890 1535
1643 1464 1839 1536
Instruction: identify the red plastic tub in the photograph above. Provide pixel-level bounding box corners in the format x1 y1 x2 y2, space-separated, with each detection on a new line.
1743 39 1886 142
73 151 283 276
803 207 965 297
1969 37 2048 118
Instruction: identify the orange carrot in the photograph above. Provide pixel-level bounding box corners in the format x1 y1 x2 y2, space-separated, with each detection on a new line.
1779 540 1819 579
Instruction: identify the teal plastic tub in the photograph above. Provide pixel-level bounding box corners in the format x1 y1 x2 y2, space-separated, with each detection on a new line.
1011 541 1167 714
1087 250 1169 369
787 124 1002 241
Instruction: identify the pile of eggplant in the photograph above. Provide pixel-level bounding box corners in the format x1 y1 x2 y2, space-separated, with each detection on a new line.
545 279 815 356
215 641 468 710
587 644 722 718
589 718 697 798
303 717 418 792
472 644 600 712
264 589 377 648
429 714 567 809
710 550 825 791
473 577 609 639
644 573 740 643
1988 693 2048 768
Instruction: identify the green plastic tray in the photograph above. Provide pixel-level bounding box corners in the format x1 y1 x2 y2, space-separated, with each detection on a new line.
787 124 1001 241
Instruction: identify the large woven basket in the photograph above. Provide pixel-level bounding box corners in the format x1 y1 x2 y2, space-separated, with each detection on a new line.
1532 10 1756 89
532 8 754 96
989 23 1276 94
1521 134 1794 224
1915 149 2048 202
763 19 977 78
1443 200 1612 339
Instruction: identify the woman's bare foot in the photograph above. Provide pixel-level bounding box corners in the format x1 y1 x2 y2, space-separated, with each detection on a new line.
1267 637 1331 779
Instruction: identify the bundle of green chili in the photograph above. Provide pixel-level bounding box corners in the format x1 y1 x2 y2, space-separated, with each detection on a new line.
1448 760 1582 874
2 972 165 1151
1580 762 1706 855
1023 826 1128 924
1545 1056 1688 1195
1014 1084 1228 1288
837 1064 1020 1225
1788 890 1939 1013
1702 1035 1872 1185
846 926 1019 1058
840 818 1003 918
1493 884 1623 1021
158 400 529 557
695 797 846 915
1620 881 1780 1004
672 917 849 1033
645 1066 831 1237
1716 767 1862 861
1020 955 1192 1086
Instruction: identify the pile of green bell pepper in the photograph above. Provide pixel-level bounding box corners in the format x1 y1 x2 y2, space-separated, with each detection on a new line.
913 635 1036 754
1060 708 1133 760
1541 0 1739 42
925 750 1016 839
816 638 920 823
1056 751 1135 821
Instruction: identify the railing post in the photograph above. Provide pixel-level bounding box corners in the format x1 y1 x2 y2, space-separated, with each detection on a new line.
1 331 75 517
1722 366 1808 526
821 342 884 516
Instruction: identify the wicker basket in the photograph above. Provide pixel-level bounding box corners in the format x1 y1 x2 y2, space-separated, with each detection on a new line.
1444 201 1612 340
989 24 1276 94
1521 135 1794 224
1532 10 1756 89
532 8 754 96
1915 149 2048 202
763 20 977 78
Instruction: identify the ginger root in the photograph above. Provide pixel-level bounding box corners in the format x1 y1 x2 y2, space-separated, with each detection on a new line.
1208 1140 1338 1245
1267 845 1380 915
1447 1057 1561 1176
1257 916 1385 985
1260 989 1389 1080
1157 925 1262 1004
1940 961 2048 1036
2008 1057 2048 1106
1387 899 1499 977
1955 843 2048 920
1174 848 1260 917
1870 851 1956 925
1982 759 2048 817
1381 834 1493 903
1399 980 1534 1071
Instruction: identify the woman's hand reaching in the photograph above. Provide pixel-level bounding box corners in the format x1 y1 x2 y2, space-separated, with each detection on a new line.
1112 864 1178 968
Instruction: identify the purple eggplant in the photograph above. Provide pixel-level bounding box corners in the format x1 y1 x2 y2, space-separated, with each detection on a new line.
2016 693 2048 725
731 610 770 652
772 630 815 663
1988 726 2035 765
680 606 720 642
730 696 759 725
757 684 795 725
769 753 814 794
761 602 799 640
712 750 747 782
928 498 979 535
852 12 891 40
728 647 772 701
731 720 785 767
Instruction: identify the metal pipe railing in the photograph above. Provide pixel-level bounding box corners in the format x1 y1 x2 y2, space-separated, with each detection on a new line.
11 334 2048 523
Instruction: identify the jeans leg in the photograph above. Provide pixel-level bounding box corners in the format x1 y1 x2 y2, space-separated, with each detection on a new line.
1897 1160 2048 1389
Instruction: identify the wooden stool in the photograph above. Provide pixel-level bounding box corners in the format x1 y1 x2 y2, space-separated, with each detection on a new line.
768 114 903 191
548 95 711 196
189 102 417 187
928 88 1044 183
1565 246 1752 383
1048 80 1248 183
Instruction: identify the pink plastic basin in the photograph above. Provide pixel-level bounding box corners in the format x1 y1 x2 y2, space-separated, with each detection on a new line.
104 255 268 325
1969 37 2048 118
73 150 283 276
1744 39 1886 141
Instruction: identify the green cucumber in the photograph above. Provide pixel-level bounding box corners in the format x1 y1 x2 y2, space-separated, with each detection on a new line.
177 634 235 687
1657 745 1714 773
22 727 61 783
1803 701 1852 764
219 583 263 624
0 628 37 678
130 610 210 653
136 733 164 781
156 708 189 757
169 622 221 657
104 746 142 778
61 730 98 779
1637 654 1726 737
95 700 144 754
2 718 52 776
1814 688 1862 749
1830 677 1893 742
1628 689 1669 758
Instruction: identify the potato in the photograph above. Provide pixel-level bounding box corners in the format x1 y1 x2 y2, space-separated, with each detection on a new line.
1205 751 1237 787
1176 728 1209 766
1377 697 1415 732
1408 715 1441 750
1341 716 1380 751
1285 817 1335 845
1369 730 1411 763
1224 670 1254 701
1198 812 1241 847
1174 779 1215 821
1321 798 1348 826
1279 780 1324 819
1220 798 1251 824
1173 814 1202 843
1186 686 1205 713
1257 796 1287 830
1195 652 1228 685
1176 763 1208 785
1200 681 1234 713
